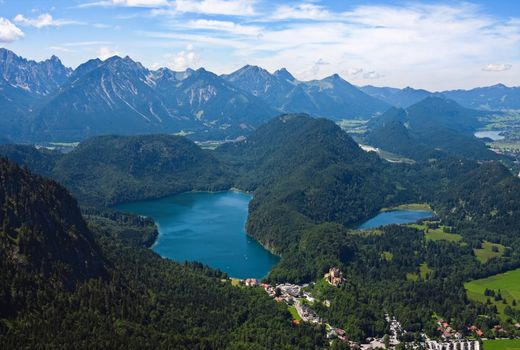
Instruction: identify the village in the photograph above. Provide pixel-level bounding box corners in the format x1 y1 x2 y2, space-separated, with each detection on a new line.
237 267 486 350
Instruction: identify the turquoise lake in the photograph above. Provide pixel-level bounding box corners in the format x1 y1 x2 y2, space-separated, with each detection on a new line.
116 191 279 279
358 210 434 229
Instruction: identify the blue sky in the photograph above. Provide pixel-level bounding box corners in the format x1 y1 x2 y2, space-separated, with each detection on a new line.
0 0 519 90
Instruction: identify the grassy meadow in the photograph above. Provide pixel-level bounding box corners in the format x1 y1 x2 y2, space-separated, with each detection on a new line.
465 268 520 321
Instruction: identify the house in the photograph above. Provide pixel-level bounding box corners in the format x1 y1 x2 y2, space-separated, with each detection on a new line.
244 278 258 287
326 267 345 286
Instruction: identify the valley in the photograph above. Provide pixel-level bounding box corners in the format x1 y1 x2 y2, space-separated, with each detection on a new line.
4 113 520 347
1 48 520 349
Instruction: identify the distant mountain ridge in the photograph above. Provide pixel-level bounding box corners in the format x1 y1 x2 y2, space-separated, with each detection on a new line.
223 65 390 119
360 85 433 108
0 48 71 96
0 48 518 143
366 97 498 160
442 84 520 111
361 83 520 110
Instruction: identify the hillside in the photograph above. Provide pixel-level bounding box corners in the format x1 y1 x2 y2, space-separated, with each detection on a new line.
0 157 106 317
442 84 520 110
0 157 325 348
3 115 520 343
214 115 520 339
1 134 233 206
217 115 410 275
361 83 520 111
360 85 432 108
366 97 497 160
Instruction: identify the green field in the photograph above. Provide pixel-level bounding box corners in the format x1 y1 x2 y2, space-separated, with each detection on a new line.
465 268 520 320
420 263 433 279
230 278 242 286
382 251 393 262
407 263 433 281
484 339 520 350
288 305 302 321
407 223 463 243
382 203 432 212
474 241 506 263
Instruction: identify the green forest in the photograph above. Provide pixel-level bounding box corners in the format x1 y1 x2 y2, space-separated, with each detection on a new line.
2 114 520 346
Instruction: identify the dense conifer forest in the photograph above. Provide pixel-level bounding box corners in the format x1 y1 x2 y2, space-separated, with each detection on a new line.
2 114 520 345
0 157 325 348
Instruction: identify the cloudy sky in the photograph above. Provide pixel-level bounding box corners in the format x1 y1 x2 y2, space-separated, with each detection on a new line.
0 0 519 90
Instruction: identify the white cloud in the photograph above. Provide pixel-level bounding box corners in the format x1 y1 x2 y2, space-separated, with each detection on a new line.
344 68 363 76
482 63 512 72
196 3 520 89
363 71 384 79
79 0 170 8
64 41 112 47
81 0 256 15
148 0 256 16
14 13 83 28
50 46 75 53
97 46 120 60
0 17 24 43
166 44 200 70
309 58 328 75
187 19 261 36
74 2 520 89
272 3 331 20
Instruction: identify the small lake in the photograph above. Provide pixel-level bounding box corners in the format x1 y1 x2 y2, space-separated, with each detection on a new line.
474 130 505 141
116 191 279 279
358 210 434 229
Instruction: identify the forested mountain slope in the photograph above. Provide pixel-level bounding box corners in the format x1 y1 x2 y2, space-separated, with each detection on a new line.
0 134 233 206
3 115 520 343
0 157 324 349
366 98 497 160
0 157 106 316
216 115 414 277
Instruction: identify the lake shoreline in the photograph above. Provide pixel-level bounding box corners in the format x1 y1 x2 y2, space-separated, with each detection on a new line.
357 208 435 230
115 191 279 279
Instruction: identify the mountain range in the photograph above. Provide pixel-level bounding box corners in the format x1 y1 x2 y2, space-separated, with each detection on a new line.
1 48 518 143
222 65 389 119
361 83 520 110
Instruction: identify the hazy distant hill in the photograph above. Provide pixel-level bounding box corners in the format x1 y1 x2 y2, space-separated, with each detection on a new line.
442 83 520 110
0 48 71 96
360 85 433 108
361 83 520 111
366 97 497 160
